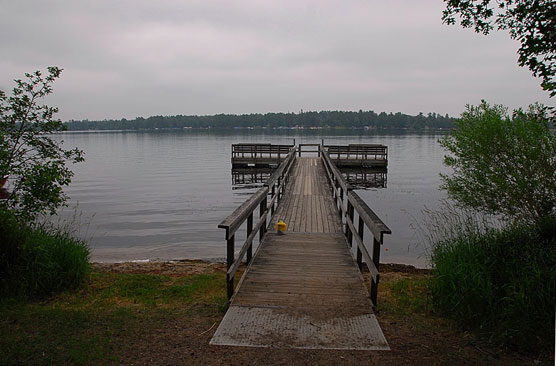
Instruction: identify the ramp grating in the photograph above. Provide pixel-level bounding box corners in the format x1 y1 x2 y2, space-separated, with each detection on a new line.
210 305 390 350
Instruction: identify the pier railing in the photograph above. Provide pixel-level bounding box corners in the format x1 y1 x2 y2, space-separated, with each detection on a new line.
322 150 391 307
219 149 296 300
297 143 321 157
231 143 294 167
325 144 387 160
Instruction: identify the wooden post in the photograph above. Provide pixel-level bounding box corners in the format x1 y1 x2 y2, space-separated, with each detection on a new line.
338 187 344 218
370 236 381 307
226 234 235 299
271 185 276 215
247 213 253 264
346 201 354 247
226 273 234 300
259 197 267 242
278 177 282 201
357 217 364 270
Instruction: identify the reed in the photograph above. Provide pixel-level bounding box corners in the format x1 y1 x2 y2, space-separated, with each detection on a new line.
429 214 556 352
0 209 90 298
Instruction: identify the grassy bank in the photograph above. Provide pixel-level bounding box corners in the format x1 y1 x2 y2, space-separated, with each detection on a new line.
0 209 90 298
1 262 550 365
0 269 227 365
429 217 556 353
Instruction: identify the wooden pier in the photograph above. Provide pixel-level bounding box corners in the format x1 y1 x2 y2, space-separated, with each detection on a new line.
231 144 294 168
212 144 391 350
232 143 387 168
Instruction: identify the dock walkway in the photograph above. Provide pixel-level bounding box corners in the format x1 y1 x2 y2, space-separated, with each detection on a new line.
211 155 390 350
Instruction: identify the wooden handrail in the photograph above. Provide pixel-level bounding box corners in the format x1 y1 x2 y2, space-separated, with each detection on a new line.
321 148 391 308
324 144 388 163
265 149 296 187
298 143 322 157
219 147 297 300
348 192 391 241
218 187 268 240
322 150 351 192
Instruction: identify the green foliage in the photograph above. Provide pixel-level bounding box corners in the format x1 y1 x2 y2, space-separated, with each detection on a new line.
0 209 90 298
65 110 456 130
0 67 84 221
430 217 556 352
439 101 556 223
442 0 556 97
91 272 227 308
387 278 433 316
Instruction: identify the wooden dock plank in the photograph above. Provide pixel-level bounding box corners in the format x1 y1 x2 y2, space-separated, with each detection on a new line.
271 157 342 233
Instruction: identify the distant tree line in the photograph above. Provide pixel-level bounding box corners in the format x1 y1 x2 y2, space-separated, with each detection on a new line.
65 110 455 131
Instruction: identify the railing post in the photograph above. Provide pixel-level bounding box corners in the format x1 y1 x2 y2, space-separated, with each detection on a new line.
370 236 381 307
226 234 235 300
357 217 364 270
338 187 344 218
271 185 276 215
259 196 267 242
346 201 354 247
246 213 253 264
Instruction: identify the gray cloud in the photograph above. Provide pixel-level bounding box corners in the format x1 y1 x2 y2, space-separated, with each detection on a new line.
0 0 551 120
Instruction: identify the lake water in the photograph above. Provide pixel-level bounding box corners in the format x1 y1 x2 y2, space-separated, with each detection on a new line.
58 130 450 267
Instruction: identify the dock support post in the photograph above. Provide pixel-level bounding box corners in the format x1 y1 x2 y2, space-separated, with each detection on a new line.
338 187 344 218
370 237 381 307
247 213 253 264
271 185 276 215
346 201 354 247
357 217 364 270
259 197 267 242
277 177 282 201
226 234 235 300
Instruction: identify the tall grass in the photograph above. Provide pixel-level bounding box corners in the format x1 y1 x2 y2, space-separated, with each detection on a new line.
429 213 556 352
0 209 90 298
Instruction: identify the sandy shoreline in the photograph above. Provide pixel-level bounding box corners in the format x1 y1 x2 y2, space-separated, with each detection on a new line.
91 259 431 276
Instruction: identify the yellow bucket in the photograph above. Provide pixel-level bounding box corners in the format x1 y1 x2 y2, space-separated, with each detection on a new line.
276 220 287 235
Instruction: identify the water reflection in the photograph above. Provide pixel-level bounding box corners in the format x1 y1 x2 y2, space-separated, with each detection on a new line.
231 167 273 189
231 162 388 190
341 167 387 189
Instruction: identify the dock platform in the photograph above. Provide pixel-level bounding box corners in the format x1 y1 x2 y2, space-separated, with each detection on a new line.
212 146 391 350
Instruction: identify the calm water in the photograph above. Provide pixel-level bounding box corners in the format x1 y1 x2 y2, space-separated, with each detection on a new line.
58 130 449 267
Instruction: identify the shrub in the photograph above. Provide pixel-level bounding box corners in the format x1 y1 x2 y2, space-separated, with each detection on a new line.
439 101 556 223
0 67 84 221
0 209 90 298
430 217 556 352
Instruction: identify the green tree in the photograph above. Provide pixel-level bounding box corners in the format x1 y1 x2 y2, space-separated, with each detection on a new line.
442 0 556 96
440 100 556 223
0 67 84 221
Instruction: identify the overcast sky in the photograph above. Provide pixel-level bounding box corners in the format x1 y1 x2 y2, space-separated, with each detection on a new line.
0 0 552 121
